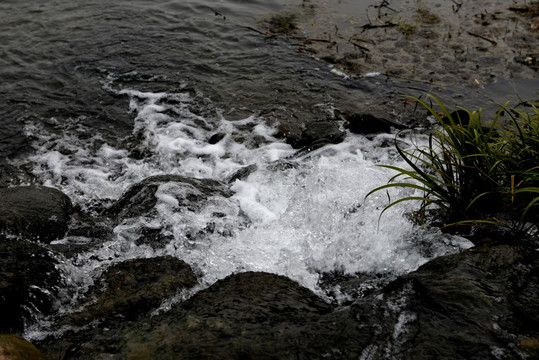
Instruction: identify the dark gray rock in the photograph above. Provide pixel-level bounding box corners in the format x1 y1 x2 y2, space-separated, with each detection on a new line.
208 132 226 144
62 256 198 326
351 242 539 359
39 272 369 360
286 120 345 150
343 113 404 135
0 185 73 243
36 242 539 360
102 175 246 248
227 164 258 183
0 239 64 334
103 175 233 222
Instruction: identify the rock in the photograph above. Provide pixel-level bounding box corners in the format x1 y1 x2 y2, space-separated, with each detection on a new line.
343 113 404 135
351 242 539 359
102 175 246 247
285 120 345 150
0 185 73 243
38 272 369 360
0 239 64 333
335 98 430 130
0 334 47 360
36 242 539 360
227 164 258 183
208 132 226 144
446 109 470 125
62 256 198 326
103 175 233 221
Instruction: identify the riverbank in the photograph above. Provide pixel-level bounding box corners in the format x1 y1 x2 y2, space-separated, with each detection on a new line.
262 0 538 86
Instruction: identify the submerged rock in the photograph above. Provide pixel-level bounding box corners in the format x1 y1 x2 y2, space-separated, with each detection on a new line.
343 112 405 135
285 120 345 150
227 164 258 183
0 239 64 334
102 174 247 248
0 185 73 243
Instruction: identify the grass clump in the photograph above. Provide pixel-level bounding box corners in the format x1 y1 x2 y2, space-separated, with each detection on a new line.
397 20 420 35
266 13 298 33
366 94 539 240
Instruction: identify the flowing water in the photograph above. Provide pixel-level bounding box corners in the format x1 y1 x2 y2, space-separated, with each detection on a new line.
0 0 474 337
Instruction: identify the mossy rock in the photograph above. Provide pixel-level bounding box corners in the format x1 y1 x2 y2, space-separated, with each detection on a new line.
0 334 47 360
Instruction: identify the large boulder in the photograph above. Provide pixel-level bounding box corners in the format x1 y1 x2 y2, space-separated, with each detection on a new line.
351 242 539 359
0 185 73 243
35 242 539 360
38 272 369 360
0 239 65 334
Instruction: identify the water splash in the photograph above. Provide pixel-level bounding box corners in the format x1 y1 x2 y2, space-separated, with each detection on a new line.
16 79 473 301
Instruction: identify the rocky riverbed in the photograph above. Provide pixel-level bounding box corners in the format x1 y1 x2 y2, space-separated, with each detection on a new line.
1 157 538 360
1 0 538 359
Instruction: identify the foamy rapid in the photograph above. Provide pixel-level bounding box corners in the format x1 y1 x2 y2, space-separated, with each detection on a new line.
15 78 473 300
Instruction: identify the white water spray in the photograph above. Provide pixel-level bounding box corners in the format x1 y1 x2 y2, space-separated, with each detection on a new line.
17 80 472 300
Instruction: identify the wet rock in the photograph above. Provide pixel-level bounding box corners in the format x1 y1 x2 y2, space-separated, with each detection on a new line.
133 226 175 248
37 242 539 360
47 236 107 260
227 164 258 183
0 334 47 360
286 120 346 150
351 242 539 359
208 132 226 144
0 185 73 243
50 212 115 258
447 109 471 125
63 256 197 326
102 174 246 246
39 272 370 360
343 113 404 135
334 98 429 131
0 239 64 333
103 174 233 221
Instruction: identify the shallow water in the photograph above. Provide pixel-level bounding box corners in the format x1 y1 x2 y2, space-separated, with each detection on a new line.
1 0 475 337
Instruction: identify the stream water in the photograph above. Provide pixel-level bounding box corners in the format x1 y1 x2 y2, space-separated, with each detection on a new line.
1 0 475 337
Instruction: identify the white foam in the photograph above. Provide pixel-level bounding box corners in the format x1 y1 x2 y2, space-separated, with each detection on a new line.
364 72 381 77
329 66 350 79
17 84 473 299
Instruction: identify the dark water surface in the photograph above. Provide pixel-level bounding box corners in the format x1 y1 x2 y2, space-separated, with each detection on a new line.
0 0 354 180
4 0 536 183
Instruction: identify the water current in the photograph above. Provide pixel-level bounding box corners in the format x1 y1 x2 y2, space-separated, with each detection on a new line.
1 0 474 336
